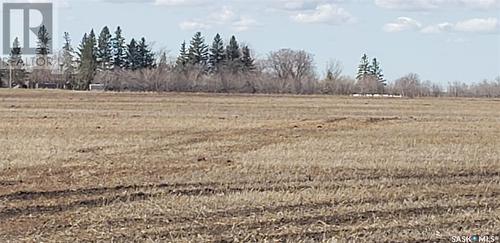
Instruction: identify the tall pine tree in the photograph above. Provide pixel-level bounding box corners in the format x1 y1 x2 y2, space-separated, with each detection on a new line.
77 30 98 90
370 58 386 86
97 26 113 71
176 41 189 68
62 32 76 85
9 37 23 66
208 33 225 72
226 36 241 61
36 25 51 68
126 38 141 70
187 32 209 66
9 37 26 86
157 52 168 71
112 26 127 69
138 37 155 69
240 45 255 72
36 25 51 56
226 36 242 72
356 54 371 81
77 33 88 59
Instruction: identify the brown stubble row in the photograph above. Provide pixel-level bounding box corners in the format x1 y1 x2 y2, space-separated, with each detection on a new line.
0 90 499 242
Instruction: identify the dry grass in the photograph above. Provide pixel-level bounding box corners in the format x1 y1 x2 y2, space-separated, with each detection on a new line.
0 89 499 242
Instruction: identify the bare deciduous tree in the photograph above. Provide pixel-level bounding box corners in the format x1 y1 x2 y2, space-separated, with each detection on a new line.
265 49 317 94
391 73 421 98
430 83 443 97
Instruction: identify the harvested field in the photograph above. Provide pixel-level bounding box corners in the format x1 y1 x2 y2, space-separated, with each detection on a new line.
0 90 499 242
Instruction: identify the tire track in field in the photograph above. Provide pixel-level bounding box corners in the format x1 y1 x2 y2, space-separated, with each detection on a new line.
133 202 498 241
294 218 495 242
1 178 497 221
90 116 406 160
262 218 492 242
22 190 499 239
106 189 499 229
1 169 497 202
0 170 497 220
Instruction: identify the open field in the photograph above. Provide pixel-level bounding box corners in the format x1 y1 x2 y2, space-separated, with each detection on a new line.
0 90 499 242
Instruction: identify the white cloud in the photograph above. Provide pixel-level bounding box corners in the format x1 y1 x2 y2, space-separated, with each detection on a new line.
375 0 443 10
88 0 355 27
5 0 70 8
454 17 499 33
421 17 499 33
209 6 238 23
461 0 500 9
292 4 354 25
383 17 422 32
375 0 500 10
446 37 469 43
420 22 454 33
276 0 335 10
179 21 211 31
233 17 259 32
179 6 258 32
154 0 204 6
385 16 500 34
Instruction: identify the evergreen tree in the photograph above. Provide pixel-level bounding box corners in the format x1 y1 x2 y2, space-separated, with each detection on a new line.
77 30 98 90
77 33 88 58
356 54 371 81
176 41 189 68
76 33 88 89
112 26 127 69
62 32 76 85
36 25 51 69
208 33 225 72
226 36 241 61
97 26 113 71
91 30 98 55
240 45 255 72
370 58 386 86
158 52 168 71
9 37 26 87
226 36 243 72
9 37 23 65
138 37 155 69
36 25 51 56
187 32 209 66
126 38 141 70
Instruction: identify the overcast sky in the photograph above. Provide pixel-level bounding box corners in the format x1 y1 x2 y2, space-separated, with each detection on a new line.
3 0 500 83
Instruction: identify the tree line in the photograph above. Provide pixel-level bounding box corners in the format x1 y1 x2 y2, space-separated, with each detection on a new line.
1 27 499 98
71 26 156 89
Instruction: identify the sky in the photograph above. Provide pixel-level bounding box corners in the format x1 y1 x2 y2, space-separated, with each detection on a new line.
1 0 500 84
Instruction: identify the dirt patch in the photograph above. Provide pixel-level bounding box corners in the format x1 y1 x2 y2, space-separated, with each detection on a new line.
365 117 401 123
